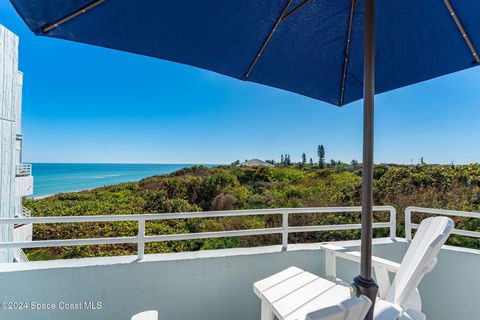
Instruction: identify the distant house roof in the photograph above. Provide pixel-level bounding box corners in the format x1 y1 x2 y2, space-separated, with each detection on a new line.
239 159 273 167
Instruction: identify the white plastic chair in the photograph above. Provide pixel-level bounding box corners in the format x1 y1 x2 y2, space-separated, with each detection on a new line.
254 216 453 320
305 295 372 320
131 310 158 320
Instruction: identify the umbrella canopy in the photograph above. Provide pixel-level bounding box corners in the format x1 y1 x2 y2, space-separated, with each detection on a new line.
9 0 480 318
9 0 480 106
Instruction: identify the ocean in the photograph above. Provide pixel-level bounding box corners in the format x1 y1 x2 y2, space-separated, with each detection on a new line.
30 163 216 198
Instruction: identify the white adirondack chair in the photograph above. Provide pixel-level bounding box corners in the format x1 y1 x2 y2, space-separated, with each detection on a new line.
131 310 158 320
254 216 454 320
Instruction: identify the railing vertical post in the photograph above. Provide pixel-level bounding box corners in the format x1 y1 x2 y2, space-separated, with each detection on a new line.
282 212 288 250
138 218 145 259
389 207 396 240
325 251 336 279
405 207 412 241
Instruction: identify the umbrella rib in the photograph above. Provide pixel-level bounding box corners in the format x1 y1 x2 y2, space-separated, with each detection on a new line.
282 0 311 21
442 0 480 64
339 0 358 106
243 0 294 80
42 0 106 33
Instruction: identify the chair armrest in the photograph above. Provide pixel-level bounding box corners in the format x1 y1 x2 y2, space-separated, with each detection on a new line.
320 244 401 299
320 244 400 273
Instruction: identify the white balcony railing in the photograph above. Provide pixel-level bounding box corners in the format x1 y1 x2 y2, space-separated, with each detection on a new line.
0 206 396 260
21 205 31 217
15 163 31 176
15 205 31 218
405 206 480 240
13 249 29 262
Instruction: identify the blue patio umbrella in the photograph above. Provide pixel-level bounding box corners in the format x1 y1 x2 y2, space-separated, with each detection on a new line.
9 0 480 318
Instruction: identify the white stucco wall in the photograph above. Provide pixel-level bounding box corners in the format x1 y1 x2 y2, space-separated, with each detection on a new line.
0 240 477 320
0 240 404 320
418 244 480 320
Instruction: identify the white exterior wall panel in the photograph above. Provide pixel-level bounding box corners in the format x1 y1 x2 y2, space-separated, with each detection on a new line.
15 176 33 197
13 223 32 242
0 25 21 262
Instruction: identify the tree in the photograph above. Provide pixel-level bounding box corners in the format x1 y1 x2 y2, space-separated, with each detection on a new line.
302 153 307 164
309 158 313 165
318 145 325 168
281 154 284 165
420 157 425 165
285 154 291 165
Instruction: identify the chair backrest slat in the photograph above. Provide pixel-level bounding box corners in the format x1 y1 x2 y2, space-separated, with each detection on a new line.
386 216 454 307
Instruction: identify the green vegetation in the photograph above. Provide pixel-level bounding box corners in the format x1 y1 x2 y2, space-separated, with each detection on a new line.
318 145 325 168
24 163 480 260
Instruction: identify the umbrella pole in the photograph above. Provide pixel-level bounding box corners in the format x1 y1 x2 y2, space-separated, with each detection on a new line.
353 0 378 318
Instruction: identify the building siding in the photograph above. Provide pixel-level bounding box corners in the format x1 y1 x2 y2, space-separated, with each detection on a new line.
0 25 22 262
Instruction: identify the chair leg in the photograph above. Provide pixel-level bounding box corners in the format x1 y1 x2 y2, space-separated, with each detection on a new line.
261 300 274 320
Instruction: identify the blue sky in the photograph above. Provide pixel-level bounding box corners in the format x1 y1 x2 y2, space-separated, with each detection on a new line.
2 1 480 165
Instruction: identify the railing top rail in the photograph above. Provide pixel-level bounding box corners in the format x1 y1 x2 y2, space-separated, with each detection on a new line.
0 206 396 225
406 206 480 219
0 206 397 259
405 206 480 240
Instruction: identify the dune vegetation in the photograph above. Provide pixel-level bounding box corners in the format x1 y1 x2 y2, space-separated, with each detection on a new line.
23 163 480 260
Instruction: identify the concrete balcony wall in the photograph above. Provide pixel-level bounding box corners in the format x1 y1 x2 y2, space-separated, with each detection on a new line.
418 244 480 320
0 239 403 320
15 175 33 197
0 239 478 320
